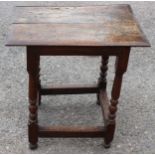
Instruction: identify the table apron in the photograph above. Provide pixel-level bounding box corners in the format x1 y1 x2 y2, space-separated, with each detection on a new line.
27 46 130 56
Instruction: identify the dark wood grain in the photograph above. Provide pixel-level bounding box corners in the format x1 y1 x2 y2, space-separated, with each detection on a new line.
24 46 126 56
97 56 109 105
27 48 39 149
6 5 150 47
98 56 109 89
41 84 99 95
104 47 130 147
38 126 105 137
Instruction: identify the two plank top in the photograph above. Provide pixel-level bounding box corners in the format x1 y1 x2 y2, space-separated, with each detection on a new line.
6 5 150 47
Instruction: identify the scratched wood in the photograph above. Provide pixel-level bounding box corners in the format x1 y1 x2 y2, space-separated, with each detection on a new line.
14 5 134 24
6 5 150 47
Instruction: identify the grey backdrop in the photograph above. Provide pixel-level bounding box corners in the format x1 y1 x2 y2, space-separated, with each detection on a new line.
0 1 155 153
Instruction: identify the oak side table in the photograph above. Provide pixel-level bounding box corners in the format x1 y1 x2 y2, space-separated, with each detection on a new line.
6 5 150 149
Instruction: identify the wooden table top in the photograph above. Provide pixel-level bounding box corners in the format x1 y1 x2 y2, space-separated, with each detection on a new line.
6 5 150 47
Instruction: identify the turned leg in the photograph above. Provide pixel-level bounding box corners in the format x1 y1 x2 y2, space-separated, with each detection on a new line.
97 56 109 105
27 47 39 149
104 48 130 148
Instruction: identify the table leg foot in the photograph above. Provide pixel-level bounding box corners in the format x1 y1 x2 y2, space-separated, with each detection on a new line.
29 143 38 150
103 141 111 148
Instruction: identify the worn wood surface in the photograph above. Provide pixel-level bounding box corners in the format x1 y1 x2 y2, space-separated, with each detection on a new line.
38 125 105 137
13 5 137 24
7 5 150 47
